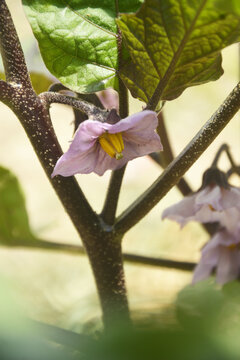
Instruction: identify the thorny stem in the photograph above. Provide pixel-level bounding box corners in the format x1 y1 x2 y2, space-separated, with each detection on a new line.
0 0 130 329
115 82 240 235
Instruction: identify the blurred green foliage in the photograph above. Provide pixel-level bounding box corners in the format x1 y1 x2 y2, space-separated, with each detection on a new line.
2 277 240 360
30 72 53 94
0 165 36 245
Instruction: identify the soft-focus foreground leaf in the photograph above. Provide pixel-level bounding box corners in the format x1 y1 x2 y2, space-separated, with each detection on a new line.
0 166 36 245
22 0 143 93
118 0 240 103
176 280 240 358
0 277 75 360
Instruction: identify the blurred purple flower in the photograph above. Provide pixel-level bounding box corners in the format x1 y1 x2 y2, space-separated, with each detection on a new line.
193 228 240 284
162 184 240 232
52 110 162 177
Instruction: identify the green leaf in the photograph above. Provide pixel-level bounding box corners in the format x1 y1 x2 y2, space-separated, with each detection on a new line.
213 0 240 15
0 165 36 245
176 280 224 331
117 0 240 103
22 0 143 93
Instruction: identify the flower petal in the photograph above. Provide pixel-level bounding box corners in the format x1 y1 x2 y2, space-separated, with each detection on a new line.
216 247 240 284
52 110 163 177
162 194 199 227
71 119 106 153
221 187 240 209
218 208 240 233
192 237 220 283
122 133 162 160
51 143 99 177
109 110 158 134
193 230 240 285
194 204 222 223
195 186 222 210
93 147 127 176
192 262 215 284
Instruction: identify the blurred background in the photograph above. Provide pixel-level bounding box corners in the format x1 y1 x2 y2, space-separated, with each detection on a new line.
0 0 239 333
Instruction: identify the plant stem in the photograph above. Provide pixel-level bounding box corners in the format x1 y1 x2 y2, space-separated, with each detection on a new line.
153 111 193 196
82 231 130 328
39 92 108 122
48 83 105 131
29 319 94 350
101 165 126 224
0 1 31 86
157 111 174 166
115 82 240 235
4 239 196 271
211 143 229 167
100 17 129 226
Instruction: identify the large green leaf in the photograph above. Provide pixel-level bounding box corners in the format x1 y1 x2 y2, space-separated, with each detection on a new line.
22 0 143 93
0 166 36 245
117 0 240 103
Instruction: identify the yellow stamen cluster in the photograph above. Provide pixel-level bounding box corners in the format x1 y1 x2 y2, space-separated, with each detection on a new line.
99 132 124 160
228 243 238 250
208 204 216 211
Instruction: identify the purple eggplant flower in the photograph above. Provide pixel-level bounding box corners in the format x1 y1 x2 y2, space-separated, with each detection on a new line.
162 185 240 232
193 228 240 284
52 110 163 177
